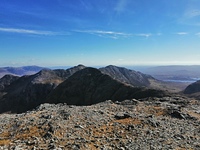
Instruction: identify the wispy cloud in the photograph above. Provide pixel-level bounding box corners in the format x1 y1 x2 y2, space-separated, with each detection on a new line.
74 30 131 39
175 32 188 35
0 27 62 35
196 32 200 37
135 33 152 38
114 0 130 13
179 9 200 26
79 0 91 10
74 30 160 39
156 33 162 36
185 9 200 18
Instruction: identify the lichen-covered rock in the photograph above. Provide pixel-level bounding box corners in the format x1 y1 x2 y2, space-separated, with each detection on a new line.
0 97 199 149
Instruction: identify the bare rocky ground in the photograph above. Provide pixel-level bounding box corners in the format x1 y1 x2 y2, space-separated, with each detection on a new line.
0 96 199 150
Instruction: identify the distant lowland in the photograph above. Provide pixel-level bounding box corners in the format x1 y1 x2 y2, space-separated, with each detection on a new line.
129 65 200 83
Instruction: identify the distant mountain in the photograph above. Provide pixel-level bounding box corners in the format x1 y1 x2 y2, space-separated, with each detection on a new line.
0 66 46 78
99 65 155 87
47 67 167 105
98 65 182 92
0 65 86 113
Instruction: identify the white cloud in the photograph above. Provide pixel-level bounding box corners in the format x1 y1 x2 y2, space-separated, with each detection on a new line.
74 30 131 39
175 32 188 35
135 33 152 38
156 33 162 36
75 31 163 39
0 27 61 35
196 32 200 37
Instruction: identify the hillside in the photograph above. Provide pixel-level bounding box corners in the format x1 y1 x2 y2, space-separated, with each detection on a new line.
183 80 200 100
0 74 19 91
99 65 153 87
184 80 200 94
0 65 86 113
99 65 186 93
47 67 167 105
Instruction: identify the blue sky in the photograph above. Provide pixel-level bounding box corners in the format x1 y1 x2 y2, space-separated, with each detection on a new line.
0 0 200 67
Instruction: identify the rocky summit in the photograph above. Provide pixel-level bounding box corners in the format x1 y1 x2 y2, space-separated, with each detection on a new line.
0 96 199 149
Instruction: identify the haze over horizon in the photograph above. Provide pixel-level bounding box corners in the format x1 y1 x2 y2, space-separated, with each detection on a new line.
1 0 200 67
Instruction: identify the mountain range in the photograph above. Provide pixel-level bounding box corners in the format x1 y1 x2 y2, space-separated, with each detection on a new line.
1 64 199 114
0 66 199 149
0 65 169 113
47 67 166 106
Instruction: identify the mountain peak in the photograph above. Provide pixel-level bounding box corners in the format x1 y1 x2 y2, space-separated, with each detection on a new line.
70 64 86 70
47 67 166 105
77 64 86 67
99 65 153 87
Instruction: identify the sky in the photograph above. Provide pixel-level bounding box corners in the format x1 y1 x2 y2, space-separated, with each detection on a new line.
0 0 200 67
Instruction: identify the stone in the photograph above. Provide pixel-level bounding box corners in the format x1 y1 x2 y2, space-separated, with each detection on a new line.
0 96 199 149
74 125 84 129
115 112 132 120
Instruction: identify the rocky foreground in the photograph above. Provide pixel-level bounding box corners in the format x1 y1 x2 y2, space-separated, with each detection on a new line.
0 97 199 150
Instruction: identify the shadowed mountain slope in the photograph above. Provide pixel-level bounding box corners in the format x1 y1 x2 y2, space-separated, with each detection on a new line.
183 80 200 100
47 67 167 105
184 80 200 94
0 65 86 113
0 70 62 113
0 74 19 91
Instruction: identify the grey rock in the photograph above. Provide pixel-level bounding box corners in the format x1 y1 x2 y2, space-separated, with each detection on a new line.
0 96 199 149
120 99 139 105
115 112 132 120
